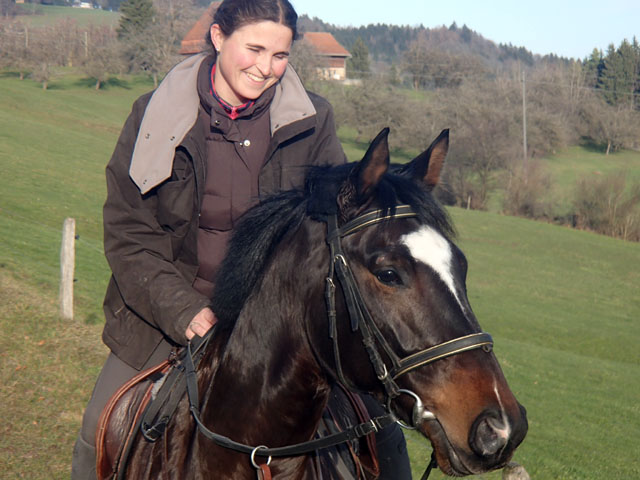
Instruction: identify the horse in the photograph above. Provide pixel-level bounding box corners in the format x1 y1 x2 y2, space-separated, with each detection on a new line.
98 128 528 479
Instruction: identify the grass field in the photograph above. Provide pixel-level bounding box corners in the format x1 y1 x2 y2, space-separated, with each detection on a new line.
1 72 639 479
0 71 155 320
15 4 120 28
540 145 640 213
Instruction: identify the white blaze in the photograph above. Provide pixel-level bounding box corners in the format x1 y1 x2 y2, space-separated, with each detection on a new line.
493 380 512 441
401 226 462 308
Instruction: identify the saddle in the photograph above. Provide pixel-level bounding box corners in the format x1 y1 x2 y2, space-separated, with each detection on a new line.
95 357 171 480
96 341 379 480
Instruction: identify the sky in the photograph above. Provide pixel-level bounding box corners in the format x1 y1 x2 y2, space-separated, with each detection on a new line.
290 0 639 60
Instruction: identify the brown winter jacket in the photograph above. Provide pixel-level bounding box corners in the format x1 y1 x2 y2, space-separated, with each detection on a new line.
102 54 347 369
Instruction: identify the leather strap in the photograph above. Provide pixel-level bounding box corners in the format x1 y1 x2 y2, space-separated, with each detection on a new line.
391 333 493 379
256 464 272 480
184 341 397 458
140 328 214 442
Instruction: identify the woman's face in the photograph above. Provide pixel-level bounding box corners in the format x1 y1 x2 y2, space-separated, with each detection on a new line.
210 21 293 106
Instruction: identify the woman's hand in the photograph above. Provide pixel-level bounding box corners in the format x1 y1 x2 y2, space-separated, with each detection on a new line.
186 307 217 340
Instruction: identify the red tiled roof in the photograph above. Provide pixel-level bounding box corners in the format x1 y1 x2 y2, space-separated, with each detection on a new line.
303 32 350 58
180 2 221 55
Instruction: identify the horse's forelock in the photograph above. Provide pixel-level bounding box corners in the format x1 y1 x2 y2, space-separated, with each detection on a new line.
385 173 456 241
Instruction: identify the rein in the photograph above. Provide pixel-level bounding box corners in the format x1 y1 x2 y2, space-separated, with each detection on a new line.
178 204 493 478
182 342 397 458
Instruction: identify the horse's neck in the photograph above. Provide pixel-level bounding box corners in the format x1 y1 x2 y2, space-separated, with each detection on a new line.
203 298 329 435
191 220 331 476
197 260 330 475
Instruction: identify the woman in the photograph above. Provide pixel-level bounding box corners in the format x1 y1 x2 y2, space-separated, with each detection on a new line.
72 1 410 478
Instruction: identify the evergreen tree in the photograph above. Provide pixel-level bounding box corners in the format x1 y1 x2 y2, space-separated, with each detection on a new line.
583 48 603 88
347 37 370 79
460 24 472 43
598 40 639 108
117 0 155 39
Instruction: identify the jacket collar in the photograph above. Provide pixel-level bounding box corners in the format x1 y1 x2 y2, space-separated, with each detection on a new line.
129 54 316 194
270 65 316 136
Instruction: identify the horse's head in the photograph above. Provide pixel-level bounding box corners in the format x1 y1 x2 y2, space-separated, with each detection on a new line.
305 128 528 476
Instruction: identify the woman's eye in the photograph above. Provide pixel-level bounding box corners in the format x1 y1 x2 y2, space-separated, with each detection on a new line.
375 269 403 286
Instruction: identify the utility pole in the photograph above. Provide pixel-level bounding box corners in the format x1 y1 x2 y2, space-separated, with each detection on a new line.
522 70 528 171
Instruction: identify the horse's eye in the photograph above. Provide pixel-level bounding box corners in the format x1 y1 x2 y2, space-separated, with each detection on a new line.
375 269 403 286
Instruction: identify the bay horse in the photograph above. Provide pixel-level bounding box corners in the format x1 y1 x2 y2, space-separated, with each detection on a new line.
99 128 527 478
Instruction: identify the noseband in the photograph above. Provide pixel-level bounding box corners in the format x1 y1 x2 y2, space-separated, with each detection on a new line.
323 205 493 422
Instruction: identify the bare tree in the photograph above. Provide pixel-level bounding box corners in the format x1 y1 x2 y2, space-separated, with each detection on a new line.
434 74 521 209
573 172 640 241
579 95 640 154
120 0 199 86
28 26 55 90
525 61 591 153
502 160 555 219
402 38 431 90
49 18 82 68
81 27 122 89
0 20 33 79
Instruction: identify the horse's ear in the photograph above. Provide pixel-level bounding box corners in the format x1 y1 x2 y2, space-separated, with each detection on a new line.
402 129 449 189
352 127 390 200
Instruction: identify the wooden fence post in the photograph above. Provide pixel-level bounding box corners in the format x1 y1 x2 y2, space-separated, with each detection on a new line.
60 217 76 320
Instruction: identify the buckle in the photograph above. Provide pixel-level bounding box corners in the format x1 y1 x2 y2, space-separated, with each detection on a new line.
354 419 378 438
141 417 168 442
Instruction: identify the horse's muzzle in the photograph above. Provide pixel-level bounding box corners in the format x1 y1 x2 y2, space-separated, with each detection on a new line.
469 404 528 464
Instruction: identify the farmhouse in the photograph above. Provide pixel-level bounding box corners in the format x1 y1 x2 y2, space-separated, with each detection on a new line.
179 2 351 81
299 32 350 81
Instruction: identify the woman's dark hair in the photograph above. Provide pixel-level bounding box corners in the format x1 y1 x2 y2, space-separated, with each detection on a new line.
206 0 299 47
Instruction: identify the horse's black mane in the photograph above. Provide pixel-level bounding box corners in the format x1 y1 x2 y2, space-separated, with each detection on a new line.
211 162 454 328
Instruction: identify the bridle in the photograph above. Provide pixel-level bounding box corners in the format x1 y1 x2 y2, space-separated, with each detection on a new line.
181 204 494 478
323 205 493 425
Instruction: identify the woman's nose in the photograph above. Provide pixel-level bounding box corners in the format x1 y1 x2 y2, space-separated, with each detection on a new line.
256 56 272 77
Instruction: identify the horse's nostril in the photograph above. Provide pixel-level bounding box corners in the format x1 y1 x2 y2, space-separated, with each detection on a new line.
470 412 510 457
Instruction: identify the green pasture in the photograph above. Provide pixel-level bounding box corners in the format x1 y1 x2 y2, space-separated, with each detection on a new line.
0 72 639 479
0 72 154 318
15 4 120 28
541 145 640 212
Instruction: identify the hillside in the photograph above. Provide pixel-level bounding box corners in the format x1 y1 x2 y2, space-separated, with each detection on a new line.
10 6 546 70
0 73 639 479
298 14 540 69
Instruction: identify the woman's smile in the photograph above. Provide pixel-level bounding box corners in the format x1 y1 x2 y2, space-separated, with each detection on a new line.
211 20 293 106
